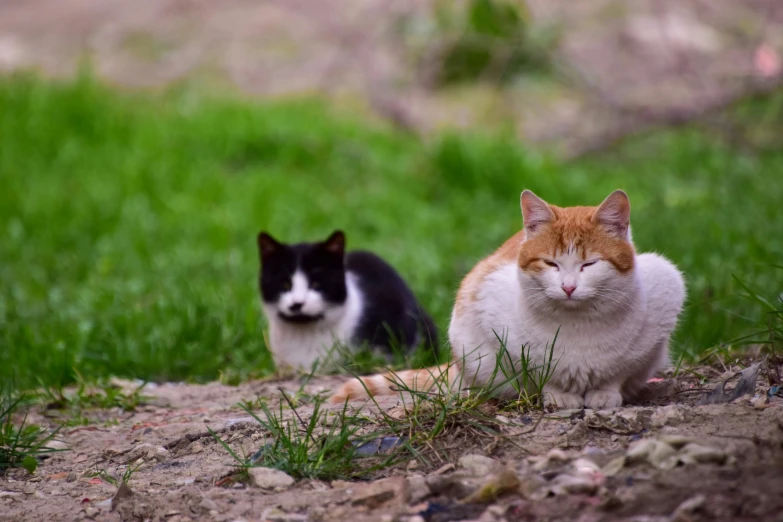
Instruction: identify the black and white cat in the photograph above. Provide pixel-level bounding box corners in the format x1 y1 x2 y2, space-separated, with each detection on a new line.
257 230 438 371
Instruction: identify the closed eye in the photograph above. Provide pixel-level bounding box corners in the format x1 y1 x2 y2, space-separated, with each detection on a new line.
580 260 598 271
543 260 558 268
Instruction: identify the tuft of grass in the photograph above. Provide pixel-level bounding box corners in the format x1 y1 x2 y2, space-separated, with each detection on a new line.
86 462 142 486
39 376 149 426
731 270 783 358
1 390 63 473
212 394 399 482
342 338 555 468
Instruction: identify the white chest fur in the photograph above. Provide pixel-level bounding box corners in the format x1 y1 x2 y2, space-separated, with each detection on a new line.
263 273 364 371
449 253 685 407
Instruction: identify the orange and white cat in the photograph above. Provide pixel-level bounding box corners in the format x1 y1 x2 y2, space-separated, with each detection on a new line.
331 189 685 409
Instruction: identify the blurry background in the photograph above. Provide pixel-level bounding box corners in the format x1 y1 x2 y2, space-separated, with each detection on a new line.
1 0 782 390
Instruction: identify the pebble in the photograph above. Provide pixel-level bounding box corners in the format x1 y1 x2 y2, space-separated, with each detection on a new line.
351 476 408 508
461 469 520 503
406 476 431 504
458 454 504 477
651 405 684 428
200 498 219 512
45 440 68 451
571 458 602 479
550 474 598 495
259 508 307 522
248 467 295 490
672 494 706 521
125 443 168 463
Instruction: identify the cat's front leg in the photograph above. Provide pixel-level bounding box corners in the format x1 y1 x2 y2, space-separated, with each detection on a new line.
543 385 584 409
585 387 623 409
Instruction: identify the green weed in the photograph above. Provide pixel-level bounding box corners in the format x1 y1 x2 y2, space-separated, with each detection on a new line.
212 394 398 482
38 376 149 426
1 390 63 473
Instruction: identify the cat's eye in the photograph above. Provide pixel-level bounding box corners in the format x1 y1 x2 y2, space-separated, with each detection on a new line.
581 260 598 271
543 260 558 269
310 281 321 290
282 281 292 291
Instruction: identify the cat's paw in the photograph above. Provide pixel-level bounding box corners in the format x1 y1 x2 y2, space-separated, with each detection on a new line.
544 388 584 409
585 389 623 410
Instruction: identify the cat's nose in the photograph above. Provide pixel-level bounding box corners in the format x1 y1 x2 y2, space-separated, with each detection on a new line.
289 302 304 312
561 285 576 297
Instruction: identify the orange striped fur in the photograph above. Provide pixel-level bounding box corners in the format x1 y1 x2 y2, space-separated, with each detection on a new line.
329 362 461 404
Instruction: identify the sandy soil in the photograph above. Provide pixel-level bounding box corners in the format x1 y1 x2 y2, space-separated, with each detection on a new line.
2 365 782 522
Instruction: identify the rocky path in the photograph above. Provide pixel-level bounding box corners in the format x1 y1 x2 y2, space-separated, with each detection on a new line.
1 367 782 522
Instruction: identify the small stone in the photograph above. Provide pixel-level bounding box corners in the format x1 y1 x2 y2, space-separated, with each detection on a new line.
248 467 295 490
190 442 204 454
426 475 475 499
677 443 727 465
45 440 68 451
458 455 504 477
406 460 418 471
260 508 307 522
124 443 167 464
407 476 431 504
351 476 408 508
651 405 684 428
602 456 627 477
461 469 520 504
200 498 218 511
546 448 568 461
564 422 589 447
84 507 99 518
626 439 677 470
752 396 769 409
551 474 598 495
672 494 706 521
658 434 692 449
571 458 602 479
531 448 569 471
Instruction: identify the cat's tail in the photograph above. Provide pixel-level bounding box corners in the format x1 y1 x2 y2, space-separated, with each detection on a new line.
329 362 460 404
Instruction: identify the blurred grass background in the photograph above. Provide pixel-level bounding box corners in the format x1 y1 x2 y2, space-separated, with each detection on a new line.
1 72 782 391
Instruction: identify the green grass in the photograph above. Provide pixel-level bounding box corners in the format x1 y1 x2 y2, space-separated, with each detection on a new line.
1 390 62 473
2 72 783 391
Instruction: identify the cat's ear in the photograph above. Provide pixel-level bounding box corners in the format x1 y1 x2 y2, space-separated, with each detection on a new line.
257 232 282 259
322 230 346 256
593 190 631 239
520 190 555 234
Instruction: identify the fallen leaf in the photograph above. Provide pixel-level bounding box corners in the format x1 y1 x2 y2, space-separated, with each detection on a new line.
88 478 103 485
48 472 69 481
699 364 761 405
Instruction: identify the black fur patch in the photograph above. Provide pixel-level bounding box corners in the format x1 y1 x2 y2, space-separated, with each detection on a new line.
257 231 438 355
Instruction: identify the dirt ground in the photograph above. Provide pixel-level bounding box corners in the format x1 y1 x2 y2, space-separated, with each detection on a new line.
2 364 782 522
